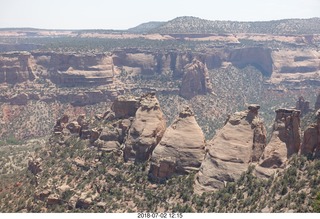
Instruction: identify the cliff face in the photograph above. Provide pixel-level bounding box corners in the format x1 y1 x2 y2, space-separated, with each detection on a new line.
179 59 212 99
260 109 301 168
0 52 35 84
123 93 166 163
301 110 320 158
34 52 115 86
196 105 266 191
271 49 320 83
1 47 320 89
0 52 115 86
315 93 320 110
228 47 273 77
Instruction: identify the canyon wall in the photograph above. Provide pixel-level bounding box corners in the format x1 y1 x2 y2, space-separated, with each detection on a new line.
1 47 320 90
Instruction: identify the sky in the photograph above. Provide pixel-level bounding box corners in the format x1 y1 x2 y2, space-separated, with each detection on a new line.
1 0 320 30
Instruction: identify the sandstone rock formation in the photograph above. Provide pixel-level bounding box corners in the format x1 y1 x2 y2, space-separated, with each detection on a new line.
47 194 62 205
53 115 69 133
271 49 320 82
149 107 205 180
179 59 212 99
301 110 320 158
196 104 266 191
28 158 42 175
0 52 36 84
295 96 310 116
43 53 114 86
315 93 320 110
260 109 301 168
124 93 166 162
111 95 139 119
229 47 273 77
66 122 81 134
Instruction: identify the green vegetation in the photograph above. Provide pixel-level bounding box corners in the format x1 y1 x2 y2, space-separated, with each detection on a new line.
0 135 24 146
150 16 320 35
1 133 320 213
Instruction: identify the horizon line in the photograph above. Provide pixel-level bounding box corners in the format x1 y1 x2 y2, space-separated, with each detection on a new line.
0 16 319 31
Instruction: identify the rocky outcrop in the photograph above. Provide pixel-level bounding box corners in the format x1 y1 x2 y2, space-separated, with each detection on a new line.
112 51 157 76
124 93 166 163
28 158 42 175
0 52 35 84
271 49 320 82
66 121 81 134
111 95 140 119
229 47 273 77
76 197 93 209
53 115 69 133
301 110 320 158
295 96 310 116
196 104 266 191
47 194 62 205
149 107 205 180
34 189 51 201
179 59 212 99
40 52 114 86
315 93 320 110
260 109 301 168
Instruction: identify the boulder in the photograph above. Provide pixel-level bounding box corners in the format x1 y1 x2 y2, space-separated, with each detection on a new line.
28 158 42 175
124 93 166 162
47 194 62 205
80 129 91 140
149 107 205 180
76 197 92 209
66 121 81 134
34 189 51 201
196 104 266 191
77 114 86 127
260 109 301 168
54 115 69 132
89 128 102 143
99 128 120 142
94 140 120 152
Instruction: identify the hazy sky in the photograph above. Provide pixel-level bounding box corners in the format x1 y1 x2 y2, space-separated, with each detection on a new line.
1 0 320 29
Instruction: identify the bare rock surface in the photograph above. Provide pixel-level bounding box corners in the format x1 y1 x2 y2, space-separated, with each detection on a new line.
295 96 310 116
112 95 140 119
124 93 166 162
28 158 42 175
260 109 301 168
315 93 320 110
179 59 212 99
196 104 266 191
149 106 205 180
301 109 320 158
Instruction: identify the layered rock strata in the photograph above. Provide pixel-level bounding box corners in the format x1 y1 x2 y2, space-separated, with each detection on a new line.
260 109 301 168
196 104 266 191
149 107 206 180
295 96 310 116
179 59 212 99
124 93 166 162
301 110 320 158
